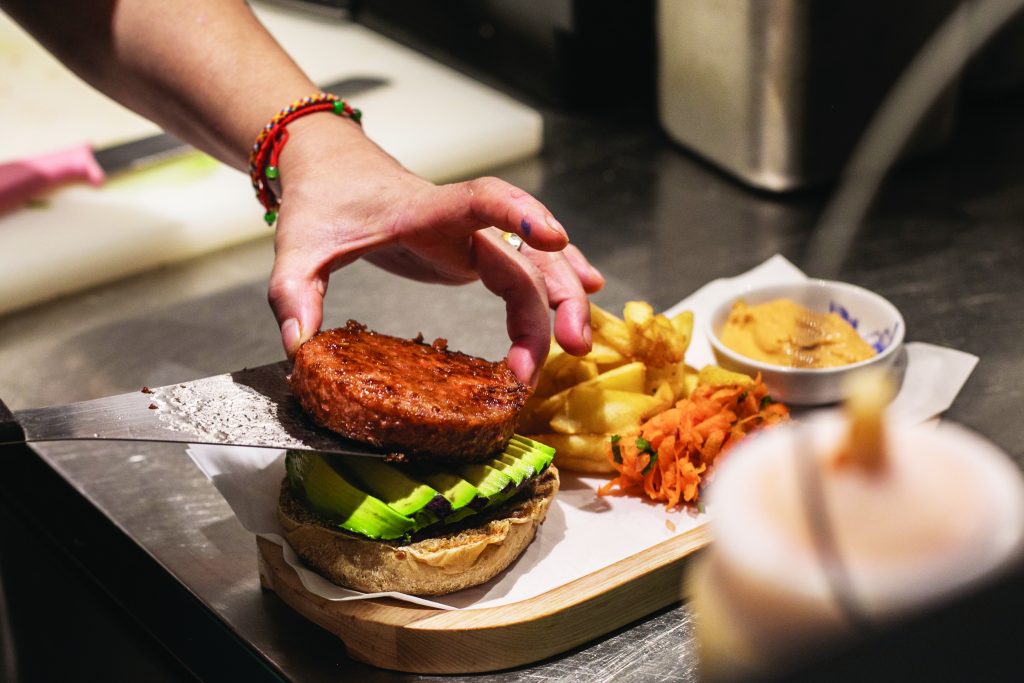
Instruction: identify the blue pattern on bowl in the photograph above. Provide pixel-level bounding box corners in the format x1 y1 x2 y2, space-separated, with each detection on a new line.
829 302 859 330
830 300 899 353
866 323 901 353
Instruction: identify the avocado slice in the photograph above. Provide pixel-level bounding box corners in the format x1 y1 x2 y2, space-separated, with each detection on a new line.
511 434 555 455
284 437 555 540
459 463 515 507
285 451 414 540
510 436 556 466
489 454 535 486
504 441 553 475
416 470 486 512
341 457 452 524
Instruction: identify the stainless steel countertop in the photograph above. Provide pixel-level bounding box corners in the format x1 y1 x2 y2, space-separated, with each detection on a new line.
2 96 1024 680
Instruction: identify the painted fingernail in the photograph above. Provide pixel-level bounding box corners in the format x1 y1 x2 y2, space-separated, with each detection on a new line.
545 214 567 238
519 216 533 238
282 318 301 355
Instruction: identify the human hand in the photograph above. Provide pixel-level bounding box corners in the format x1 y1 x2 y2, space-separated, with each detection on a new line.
266 115 604 386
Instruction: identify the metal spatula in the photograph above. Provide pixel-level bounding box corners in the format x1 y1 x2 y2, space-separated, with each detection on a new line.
0 361 387 457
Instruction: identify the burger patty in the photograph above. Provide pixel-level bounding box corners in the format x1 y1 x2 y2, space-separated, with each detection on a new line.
289 321 530 462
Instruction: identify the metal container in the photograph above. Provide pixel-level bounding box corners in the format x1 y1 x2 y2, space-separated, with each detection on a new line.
657 0 961 191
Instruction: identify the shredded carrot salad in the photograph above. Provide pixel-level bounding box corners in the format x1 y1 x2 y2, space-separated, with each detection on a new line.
598 375 789 508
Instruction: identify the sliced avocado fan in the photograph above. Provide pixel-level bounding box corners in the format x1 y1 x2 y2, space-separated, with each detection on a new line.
285 435 555 540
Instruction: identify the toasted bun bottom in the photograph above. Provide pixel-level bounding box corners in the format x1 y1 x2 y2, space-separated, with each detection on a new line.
277 466 559 596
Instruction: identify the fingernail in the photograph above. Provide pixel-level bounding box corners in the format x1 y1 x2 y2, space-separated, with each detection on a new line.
282 318 301 355
545 214 567 238
581 319 593 349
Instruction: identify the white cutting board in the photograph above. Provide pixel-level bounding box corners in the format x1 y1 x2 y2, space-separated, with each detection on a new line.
0 5 542 315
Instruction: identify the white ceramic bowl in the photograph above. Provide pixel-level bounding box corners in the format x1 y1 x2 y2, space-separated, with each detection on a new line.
706 280 905 405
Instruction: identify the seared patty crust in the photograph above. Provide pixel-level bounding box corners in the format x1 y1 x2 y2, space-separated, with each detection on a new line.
289 321 530 462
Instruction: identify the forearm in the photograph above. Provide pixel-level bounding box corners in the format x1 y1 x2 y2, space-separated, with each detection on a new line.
2 0 602 378
2 0 364 170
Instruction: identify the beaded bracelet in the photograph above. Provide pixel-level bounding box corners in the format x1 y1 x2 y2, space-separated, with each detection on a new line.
248 92 362 225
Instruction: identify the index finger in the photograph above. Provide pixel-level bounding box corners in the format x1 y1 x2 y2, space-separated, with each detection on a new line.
415 177 569 253
471 229 552 386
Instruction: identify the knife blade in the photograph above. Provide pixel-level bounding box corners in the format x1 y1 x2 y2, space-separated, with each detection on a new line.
0 76 389 214
0 360 388 458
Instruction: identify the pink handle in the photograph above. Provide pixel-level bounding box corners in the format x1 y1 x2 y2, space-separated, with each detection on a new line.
0 144 106 214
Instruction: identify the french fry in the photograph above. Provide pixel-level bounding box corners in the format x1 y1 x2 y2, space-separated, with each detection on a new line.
681 365 700 397
527 433 615 474
623 300 654 328
651 380 675 409
553 358 599 392
582 340 627 370
532 360 647 424
518 300 704 473
550 387 664 435
644 360 688 400
621 301 689 367
532 343 572 398
672 311 694 350
590 303 633 357
697 364 755 389
523 362 644 434
554 454 616 474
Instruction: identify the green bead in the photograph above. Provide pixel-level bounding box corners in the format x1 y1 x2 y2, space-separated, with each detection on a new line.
351 109 362 123
332 100 345 115
265 165 279 180
264 210 277 225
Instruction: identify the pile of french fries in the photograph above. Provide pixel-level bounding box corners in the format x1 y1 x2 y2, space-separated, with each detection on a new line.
518 301 697 473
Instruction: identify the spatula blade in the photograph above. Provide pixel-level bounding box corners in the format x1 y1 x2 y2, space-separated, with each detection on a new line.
8 361 387 457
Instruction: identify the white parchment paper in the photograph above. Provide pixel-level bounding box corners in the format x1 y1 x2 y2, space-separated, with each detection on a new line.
187 255 978 611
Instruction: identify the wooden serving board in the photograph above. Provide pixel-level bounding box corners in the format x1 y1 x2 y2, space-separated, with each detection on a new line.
257 526 711 674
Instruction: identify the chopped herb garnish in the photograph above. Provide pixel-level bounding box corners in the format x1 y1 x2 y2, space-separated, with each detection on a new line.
759 395 775 408
636 436 658 474
737 391 748 403
697 501 706 514
610 434 623 464
641 449 659 475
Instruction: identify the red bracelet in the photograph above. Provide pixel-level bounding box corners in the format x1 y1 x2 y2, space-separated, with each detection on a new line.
248 92 362 225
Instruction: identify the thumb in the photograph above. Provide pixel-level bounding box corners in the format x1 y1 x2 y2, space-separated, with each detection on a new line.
267 251 326 358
